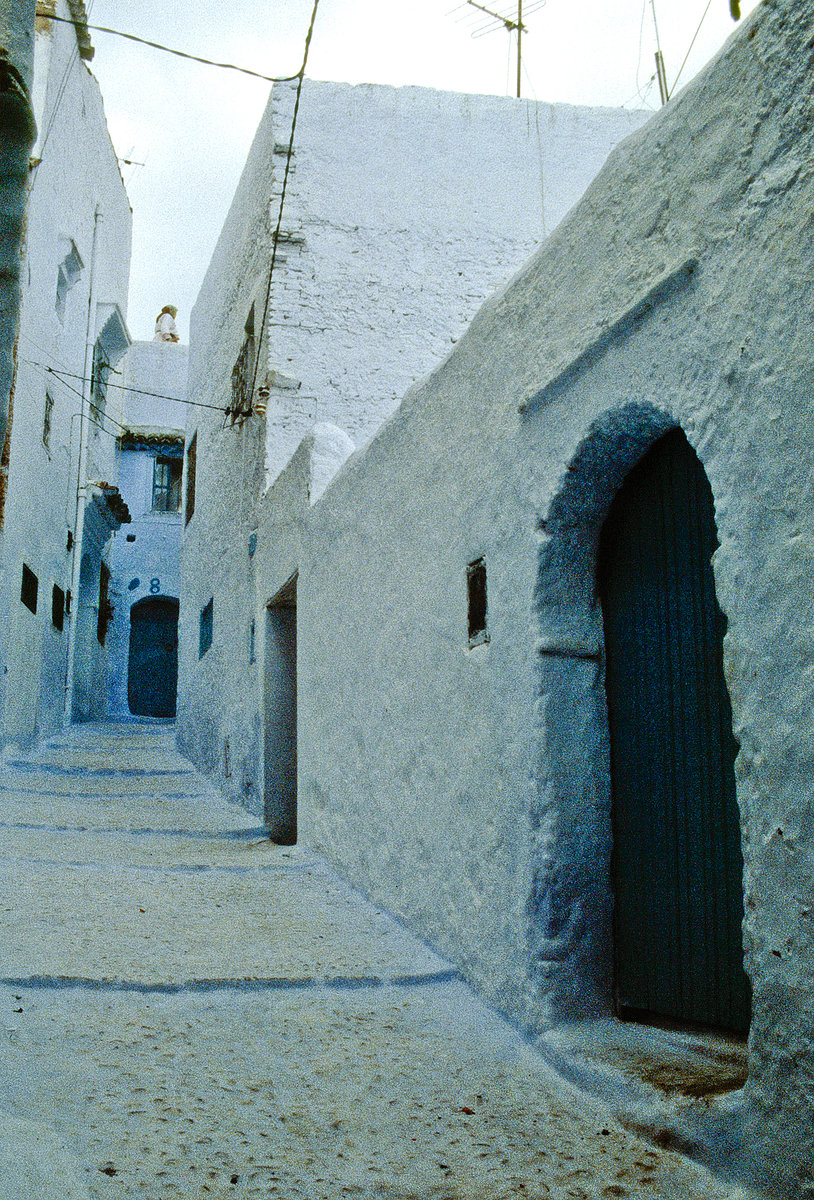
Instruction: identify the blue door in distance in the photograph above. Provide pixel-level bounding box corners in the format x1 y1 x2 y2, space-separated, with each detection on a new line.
128 596 179 718
598 429 750 1033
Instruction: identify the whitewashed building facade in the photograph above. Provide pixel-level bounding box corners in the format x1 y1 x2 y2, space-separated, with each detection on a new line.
0 0 132 748
177 78 648 780
178 16 814 1196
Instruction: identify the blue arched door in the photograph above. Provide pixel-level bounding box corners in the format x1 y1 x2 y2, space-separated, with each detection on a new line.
598 429 750 1032
128 596 179 718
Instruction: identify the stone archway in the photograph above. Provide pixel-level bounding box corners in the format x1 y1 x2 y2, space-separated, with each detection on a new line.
529 402 679 1022
598 428 750 1032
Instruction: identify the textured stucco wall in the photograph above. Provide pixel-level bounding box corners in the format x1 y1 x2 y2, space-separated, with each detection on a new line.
298 9 813 1190
261 81 648 480
0 1 131 747
106 341 187 716
178 79 648 797
179 13 814 1194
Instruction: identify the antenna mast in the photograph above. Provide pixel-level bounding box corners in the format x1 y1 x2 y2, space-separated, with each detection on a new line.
457 0 546 98
649 0 669 104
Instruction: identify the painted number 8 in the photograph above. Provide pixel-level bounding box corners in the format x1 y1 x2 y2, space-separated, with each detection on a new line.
149 578 161 595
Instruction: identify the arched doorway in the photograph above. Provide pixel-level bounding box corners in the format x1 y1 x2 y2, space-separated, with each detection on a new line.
128 596 179 718
598 428 750 1032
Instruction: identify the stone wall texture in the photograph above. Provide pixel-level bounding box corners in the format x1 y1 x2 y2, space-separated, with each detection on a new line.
178 12 814 1196
179 79 646 795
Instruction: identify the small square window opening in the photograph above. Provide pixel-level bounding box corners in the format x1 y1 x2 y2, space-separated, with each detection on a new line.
199 597 213 658
467 558 488 647
52 584 65 632
21 564 38 614
42 390 53 449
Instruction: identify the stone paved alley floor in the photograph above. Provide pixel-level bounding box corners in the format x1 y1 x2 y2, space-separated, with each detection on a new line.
0 722 757 1200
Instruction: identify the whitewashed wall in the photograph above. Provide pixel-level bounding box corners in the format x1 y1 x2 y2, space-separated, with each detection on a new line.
180 5 813 1194
0 1 131 748
262 81 648 480
178 79 647 783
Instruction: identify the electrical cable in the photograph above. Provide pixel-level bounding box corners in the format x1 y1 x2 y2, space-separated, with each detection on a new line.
671 0 715 94
519 60 546 235
505 24 513 95
635 0 648 101
21 360 226 414
35 11 304 84
620 73 658 110
247 0 321 417
32 366 128 441
26 360 129 437
29 22 84 192
19 331 80 378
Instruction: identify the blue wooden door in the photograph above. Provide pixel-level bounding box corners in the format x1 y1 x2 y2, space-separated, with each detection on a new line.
599 430 750 1032
128 597 179 718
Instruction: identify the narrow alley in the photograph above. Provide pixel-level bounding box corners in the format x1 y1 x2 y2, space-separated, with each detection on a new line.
0 723 752 1200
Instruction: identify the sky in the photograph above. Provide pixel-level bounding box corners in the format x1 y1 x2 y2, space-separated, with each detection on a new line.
84 0 759 343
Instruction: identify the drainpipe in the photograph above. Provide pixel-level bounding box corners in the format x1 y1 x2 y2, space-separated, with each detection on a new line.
64 203 101 722
0 0 37 448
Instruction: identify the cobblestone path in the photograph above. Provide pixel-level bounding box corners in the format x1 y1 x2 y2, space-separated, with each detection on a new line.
0 723 753 1199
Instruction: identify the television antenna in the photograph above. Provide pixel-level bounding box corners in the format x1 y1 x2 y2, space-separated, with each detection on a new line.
449 0 547 98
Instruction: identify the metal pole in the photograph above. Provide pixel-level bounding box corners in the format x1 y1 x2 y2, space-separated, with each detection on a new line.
64 205 101 722
516 0 522 97
649 0 669 104
654 49 669 105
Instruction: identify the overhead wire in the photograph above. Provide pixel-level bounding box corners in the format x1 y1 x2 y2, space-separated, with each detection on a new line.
30 1 309 201
634 0 649 104
21 360 223 413
25 1 323 431
620 73 658 109
671 0 715 94
247 0 321 417
520 60 547 235
35 11 303 84
29 12 86 192
27 359 128 440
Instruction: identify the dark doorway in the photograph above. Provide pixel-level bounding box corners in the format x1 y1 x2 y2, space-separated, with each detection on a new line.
598 429 750 1033
128 596 179 718
264 576 297 844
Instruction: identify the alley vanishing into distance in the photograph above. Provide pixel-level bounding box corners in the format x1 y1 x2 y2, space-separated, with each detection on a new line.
0 722 751 1199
